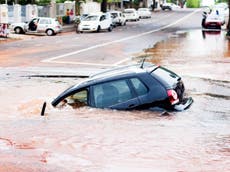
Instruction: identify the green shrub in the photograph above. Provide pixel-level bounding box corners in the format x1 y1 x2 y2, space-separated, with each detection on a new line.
62 16 68 24
186 0 200 8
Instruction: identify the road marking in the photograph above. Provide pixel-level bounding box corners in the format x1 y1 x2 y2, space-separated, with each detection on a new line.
42 60 118 67
42 9 200 66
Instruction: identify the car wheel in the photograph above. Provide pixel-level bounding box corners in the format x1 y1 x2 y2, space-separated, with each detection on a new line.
14 27 23 34
97 26 101 32
123 21 126 26
108 25 112 32
46 29 54 36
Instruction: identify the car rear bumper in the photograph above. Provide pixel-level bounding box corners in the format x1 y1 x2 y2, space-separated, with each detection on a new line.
174 97 193 111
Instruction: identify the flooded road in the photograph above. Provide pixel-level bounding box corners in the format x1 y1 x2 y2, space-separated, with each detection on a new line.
0 29 230 172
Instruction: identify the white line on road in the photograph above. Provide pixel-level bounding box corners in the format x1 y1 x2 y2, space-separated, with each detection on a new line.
42 9 200 66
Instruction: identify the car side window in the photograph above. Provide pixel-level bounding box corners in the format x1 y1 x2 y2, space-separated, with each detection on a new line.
130 78 148 96
65 89 88 108
93 80 133 108
40 19 51 24
100 15 106 21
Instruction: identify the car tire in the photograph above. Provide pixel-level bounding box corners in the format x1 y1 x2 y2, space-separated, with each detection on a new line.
108 25 112 32
46 29 54 36
14 27 23 34
97 26 101 32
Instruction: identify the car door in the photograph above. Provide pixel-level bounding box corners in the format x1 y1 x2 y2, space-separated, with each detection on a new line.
37 18 50 32
92 79 140 110
99 14 108 29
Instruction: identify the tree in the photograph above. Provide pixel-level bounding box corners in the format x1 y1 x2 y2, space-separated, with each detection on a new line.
101 0 107 12
186 0 200 8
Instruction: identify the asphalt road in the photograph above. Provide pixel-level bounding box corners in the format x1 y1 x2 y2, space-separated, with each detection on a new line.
1 8 230 172
0 8 203 76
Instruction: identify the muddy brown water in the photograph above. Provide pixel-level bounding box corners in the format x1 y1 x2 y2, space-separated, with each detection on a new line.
0 29 230 171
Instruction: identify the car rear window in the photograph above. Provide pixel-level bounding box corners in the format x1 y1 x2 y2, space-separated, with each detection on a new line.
151 66 180 87
124 10 134 13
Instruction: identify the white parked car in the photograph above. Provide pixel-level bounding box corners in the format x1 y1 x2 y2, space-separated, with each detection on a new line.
212 4 229 25
137 8 151 18
161 3 180 10
109 11 126 26
78 12 113 32
11 17 62 36
123 8 139 21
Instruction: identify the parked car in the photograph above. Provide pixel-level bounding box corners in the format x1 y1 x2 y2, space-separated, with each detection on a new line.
109 11 126 26
10 17 62 36
52 63 193 111
211 7 228 25
137 8 151 18
203 13 222 29
123 8 139 21
78 12 113 32
161 3 180 11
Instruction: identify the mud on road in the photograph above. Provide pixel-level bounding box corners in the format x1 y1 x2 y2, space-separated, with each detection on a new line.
0 29 230 172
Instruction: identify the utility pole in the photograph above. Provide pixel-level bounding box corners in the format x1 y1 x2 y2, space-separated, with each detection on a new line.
226 0 230 35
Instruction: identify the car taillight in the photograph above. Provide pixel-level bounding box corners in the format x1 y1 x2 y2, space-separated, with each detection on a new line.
167 89 179 105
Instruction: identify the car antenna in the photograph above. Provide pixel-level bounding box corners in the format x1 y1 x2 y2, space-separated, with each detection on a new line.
140 46 151 69
140 57 146 69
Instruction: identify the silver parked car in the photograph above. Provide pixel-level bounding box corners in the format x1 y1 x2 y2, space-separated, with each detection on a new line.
11 17 62 36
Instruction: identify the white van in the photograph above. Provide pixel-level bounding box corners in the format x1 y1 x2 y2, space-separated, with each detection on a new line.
123 8 139 21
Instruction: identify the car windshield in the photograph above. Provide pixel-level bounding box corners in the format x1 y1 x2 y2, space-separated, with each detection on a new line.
111 13 118 17
83 15 98 21
151 66 179 87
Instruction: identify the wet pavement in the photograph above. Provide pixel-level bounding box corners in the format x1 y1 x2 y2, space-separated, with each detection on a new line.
0 29 230 171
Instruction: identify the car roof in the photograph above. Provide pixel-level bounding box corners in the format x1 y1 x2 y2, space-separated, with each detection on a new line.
36 17 55 20
87 12 104 16
109 11 122 13
80 63 157 85
124 8 136 11
61 63 158 97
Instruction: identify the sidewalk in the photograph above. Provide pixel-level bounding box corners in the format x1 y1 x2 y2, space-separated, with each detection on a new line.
0 24 75 42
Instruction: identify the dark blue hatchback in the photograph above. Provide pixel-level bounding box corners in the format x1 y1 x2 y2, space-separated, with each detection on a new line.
52 63 193 111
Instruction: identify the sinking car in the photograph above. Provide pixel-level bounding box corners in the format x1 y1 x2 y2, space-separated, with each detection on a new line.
52 63 193 111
